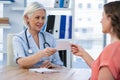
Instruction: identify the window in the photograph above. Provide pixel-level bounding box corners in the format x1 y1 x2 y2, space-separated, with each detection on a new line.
72 0 105 68
78 3 83 8
87 3 91 9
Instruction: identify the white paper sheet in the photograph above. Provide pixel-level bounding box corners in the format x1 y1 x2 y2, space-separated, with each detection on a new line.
29 68 60 73
55 41 71 50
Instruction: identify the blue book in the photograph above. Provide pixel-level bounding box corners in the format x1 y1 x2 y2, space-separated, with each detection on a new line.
59 15 66 39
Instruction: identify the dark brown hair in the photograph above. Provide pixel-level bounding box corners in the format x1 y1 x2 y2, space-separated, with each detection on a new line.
104 1 120 39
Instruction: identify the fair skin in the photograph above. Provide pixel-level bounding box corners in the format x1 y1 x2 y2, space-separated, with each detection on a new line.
17 9 60 69
71 11 117 80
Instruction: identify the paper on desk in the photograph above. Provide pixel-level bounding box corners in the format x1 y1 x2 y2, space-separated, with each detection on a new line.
29 68 60 73
55 41 71 50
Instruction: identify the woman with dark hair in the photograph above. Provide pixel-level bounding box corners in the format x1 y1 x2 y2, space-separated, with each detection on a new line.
71 1 120 80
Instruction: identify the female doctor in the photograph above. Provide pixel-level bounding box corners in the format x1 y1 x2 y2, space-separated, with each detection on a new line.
13 2 63 69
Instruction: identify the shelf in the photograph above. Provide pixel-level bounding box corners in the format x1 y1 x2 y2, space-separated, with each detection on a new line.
11 7 25 11
0 24 11 29
0 1 12 4
11 7 72 11
46 7 72 11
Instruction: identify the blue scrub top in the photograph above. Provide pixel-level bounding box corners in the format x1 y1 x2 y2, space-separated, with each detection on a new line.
12 29 63 67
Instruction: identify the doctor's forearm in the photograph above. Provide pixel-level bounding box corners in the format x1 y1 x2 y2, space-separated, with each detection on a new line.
17 51 46 68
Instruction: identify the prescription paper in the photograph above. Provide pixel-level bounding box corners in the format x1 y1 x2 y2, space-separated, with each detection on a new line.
55 41 71 50
29 68 60 73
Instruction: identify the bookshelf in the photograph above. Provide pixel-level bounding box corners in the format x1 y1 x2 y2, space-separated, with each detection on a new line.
0 17 11 29
46 0 74 68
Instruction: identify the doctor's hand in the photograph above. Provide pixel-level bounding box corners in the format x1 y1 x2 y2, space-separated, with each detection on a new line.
42 47 57 57
40 60 55 69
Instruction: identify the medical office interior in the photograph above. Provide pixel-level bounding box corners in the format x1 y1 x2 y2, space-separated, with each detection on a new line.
0 0 116 78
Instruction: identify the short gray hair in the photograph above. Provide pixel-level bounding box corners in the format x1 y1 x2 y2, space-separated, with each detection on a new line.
23 2 46 28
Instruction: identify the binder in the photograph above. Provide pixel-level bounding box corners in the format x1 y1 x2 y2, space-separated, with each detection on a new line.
68 16 72 39
54 0 60 8
59 15 66 39
53 15 61 39
64 15 72 39
46 15 55 34
65 15 69 39
59 0 64 8
63 0 70 8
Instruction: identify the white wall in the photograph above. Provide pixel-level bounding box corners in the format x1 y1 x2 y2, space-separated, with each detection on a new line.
3 0 25 53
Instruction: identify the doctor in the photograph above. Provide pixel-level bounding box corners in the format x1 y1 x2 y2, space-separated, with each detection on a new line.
13 2 63 69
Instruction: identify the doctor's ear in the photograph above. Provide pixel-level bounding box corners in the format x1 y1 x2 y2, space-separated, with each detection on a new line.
24 15 30 22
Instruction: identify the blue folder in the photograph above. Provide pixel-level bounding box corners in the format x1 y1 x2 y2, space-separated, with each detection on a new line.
68 16 72 39
59 0 64 8
59 15 66 39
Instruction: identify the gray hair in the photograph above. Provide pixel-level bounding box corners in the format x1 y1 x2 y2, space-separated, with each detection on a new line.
23 2 46 28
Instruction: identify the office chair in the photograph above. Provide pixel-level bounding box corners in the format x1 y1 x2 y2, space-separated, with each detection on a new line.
7 34 17 66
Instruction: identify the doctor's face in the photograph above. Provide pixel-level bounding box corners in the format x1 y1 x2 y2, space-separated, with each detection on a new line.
27 9 46 32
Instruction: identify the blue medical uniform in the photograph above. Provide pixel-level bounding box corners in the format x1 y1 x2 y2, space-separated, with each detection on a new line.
12 29 63 67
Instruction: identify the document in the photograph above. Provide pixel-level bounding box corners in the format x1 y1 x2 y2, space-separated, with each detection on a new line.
29 68 60 73
55 41 71 50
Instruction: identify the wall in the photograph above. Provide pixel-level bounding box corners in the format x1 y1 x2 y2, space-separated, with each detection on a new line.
3 0 25 53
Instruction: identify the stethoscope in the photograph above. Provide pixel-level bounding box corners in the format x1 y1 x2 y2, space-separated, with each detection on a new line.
25 28 50 54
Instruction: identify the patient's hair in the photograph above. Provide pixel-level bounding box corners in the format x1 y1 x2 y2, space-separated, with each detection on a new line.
104 1 120 39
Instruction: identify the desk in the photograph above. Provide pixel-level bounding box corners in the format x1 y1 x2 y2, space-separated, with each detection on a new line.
0 66 91 80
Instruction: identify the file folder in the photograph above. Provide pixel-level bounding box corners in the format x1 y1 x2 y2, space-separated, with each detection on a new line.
59 15 66 39
59 0 64 8
68 16 72 39
64 15 72 39
54 0 60 8
63 0 70 8
46 15 55 34
53 15 61 39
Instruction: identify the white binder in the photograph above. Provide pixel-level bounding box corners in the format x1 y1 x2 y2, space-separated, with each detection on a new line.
54 0 60 8
53 15 61 39
63 0 70 8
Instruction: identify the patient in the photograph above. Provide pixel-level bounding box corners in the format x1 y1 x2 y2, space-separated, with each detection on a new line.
71 1 120 80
